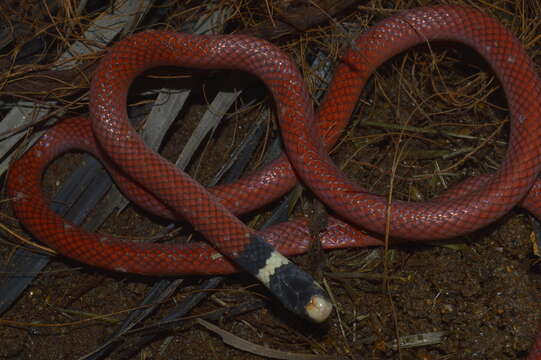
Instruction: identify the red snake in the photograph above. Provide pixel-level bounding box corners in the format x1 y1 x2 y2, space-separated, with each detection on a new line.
7 5 541 358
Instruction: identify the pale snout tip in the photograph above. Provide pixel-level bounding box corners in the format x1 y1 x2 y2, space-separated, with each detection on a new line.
305 294 333 323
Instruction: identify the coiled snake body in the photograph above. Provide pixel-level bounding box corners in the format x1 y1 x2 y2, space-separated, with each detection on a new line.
7 5 541 358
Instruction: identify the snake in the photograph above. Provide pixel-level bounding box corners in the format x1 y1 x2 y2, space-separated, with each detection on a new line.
6 5 541 358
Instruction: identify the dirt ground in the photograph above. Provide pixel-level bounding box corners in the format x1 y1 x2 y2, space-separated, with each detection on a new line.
0 1 540 359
